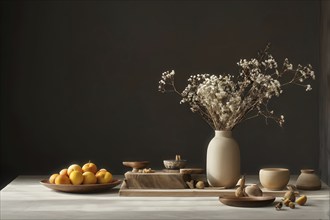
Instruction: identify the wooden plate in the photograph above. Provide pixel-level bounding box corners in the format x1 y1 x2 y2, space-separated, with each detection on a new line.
40 179 122 193
219 196 275 207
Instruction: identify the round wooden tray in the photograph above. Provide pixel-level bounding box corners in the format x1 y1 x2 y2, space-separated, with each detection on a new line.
40 179 122 193
219 196 275 207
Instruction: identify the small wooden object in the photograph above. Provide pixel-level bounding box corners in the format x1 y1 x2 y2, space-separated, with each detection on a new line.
122 161 149 173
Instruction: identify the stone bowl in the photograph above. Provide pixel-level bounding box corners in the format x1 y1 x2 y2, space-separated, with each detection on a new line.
163 160 187 170
259 168 290 190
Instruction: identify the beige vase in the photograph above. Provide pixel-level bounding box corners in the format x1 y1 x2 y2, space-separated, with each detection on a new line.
206 130 240 188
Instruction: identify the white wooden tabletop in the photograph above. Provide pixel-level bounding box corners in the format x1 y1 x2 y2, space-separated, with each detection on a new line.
1 175 329 220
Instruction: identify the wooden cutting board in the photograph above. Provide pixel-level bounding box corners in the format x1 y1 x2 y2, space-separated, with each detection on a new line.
124 171 191 189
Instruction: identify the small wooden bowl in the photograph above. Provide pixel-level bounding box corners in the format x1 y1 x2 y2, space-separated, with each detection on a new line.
122 161 150 172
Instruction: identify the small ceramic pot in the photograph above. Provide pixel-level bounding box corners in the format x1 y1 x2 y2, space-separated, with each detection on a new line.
163 160 187 169
259 168 290 190
296 169 321 190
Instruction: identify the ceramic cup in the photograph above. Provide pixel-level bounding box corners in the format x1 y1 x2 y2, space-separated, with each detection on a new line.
259 168 290 190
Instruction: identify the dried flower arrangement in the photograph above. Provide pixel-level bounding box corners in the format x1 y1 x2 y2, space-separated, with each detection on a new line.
158 44 315 130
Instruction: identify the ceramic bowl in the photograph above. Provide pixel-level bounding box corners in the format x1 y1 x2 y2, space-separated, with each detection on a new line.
259 168 290 190
163 160 187 169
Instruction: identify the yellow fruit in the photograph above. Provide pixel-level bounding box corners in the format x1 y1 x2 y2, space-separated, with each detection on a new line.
82 162 98 174
59 169 68 176
67 164 83 176
82 171 97 184
96 171 112 184
296 195 307 205
69 171 84 185
55 174 71 185
49 174 59 184
96 168 107 176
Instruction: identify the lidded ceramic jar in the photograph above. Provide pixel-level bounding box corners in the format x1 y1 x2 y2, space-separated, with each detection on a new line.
296 169 321 190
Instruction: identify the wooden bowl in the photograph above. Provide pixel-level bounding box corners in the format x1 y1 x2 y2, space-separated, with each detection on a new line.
122 161 150 172
40 179 122 193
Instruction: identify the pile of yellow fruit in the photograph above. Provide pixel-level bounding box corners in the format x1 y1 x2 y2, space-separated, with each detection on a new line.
49 161 113 185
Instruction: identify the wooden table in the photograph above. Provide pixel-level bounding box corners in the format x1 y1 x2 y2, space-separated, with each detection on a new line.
1 175 329 220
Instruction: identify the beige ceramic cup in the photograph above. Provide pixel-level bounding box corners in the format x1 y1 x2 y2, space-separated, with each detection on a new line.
259 168 290 190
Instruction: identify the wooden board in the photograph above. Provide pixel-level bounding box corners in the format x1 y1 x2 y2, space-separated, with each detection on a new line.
124 171 191 189
119 181 299 197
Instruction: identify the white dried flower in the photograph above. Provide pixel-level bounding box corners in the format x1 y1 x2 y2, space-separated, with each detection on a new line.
306 84 312 91
158 44 315 130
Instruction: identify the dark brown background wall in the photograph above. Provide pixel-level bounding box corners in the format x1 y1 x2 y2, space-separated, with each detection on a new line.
0 0 321 188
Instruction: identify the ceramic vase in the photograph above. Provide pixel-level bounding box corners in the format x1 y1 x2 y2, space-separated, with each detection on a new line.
206 130 240 188
296 169 321 190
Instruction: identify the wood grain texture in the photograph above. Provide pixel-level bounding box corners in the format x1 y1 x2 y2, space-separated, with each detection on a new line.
180 168 204 174
124 171 191 189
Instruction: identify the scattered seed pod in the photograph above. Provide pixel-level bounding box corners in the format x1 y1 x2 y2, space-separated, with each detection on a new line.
186 180 195 189
289 202 295 209
283 198 291 206
239 175 246 188
195 181 205 189
275 202 283 211
296 195 307 206
235 175 246 197
284 190 296 202
235 187 245 197
236 176 245 187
